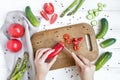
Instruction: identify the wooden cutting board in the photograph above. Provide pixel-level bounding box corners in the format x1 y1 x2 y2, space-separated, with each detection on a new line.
31 23 99 70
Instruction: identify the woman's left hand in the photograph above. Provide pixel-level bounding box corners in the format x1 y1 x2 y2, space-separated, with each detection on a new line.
34 48 57 80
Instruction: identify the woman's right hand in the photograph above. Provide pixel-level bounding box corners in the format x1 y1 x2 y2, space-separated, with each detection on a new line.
71 52 95 80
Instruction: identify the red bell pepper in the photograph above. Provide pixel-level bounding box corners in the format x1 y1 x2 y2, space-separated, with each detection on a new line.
46 41 64 60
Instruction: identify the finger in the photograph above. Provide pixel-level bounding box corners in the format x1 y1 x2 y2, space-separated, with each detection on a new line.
35 48 44 59
77 55 90 65
48 55 58 67
37 48 51 59
71 52 84 67
75 61 81 72
40 49 55 62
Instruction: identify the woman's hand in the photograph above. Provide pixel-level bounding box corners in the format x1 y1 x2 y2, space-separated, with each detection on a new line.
71 53 95 80
34 48 57 80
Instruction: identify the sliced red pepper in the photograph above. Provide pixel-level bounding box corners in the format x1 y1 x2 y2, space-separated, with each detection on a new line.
66 39 72 44
40 10 49 21
50 13 58 24
73 45 80 51
78 37 83 42
73 41 79 45
72 38 79 45
63 33 70 40
46 41 64 60
73 38 78 42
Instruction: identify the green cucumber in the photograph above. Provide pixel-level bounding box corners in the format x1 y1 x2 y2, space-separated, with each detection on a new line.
25 6 39 27
95 52 112 71
100 38 116 48
96 18 108 39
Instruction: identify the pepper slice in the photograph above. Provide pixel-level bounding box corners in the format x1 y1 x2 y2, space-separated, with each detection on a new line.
40 10 49 21
73 45 80 51
50 13 58 24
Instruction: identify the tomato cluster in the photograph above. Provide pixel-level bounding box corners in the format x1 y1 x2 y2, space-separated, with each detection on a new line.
63 33 83 51
6 23 25 53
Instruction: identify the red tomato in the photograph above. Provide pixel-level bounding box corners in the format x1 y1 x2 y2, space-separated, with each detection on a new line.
8 23 25 38
50 13 58 24
6 39 22 52
43 2 54 14
40 10 49 21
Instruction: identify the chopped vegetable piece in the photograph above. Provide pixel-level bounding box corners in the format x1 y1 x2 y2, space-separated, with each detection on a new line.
91 20 97 26
73 45 80 51
66 39 72 44
50 13 58 24
86 15 93 20
67 0 85 16
63 34 70 40
40 10 49 21
100 38 116 48
73 38 78 42
94 11 99 16
86 3 106 27
88 10 94 14
78 37 83 42
63 34 72 44
60 0 79 17
98 3 103 7
98 7 103 11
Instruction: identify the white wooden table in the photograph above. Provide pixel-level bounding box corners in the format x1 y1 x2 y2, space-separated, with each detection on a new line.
0 0 120 80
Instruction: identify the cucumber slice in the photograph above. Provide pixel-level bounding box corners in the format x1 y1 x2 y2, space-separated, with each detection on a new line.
91 20 97 26
98 7 103 11
87 15 93 20
98 3 103 7
94 11 99 16
88 10 94 14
